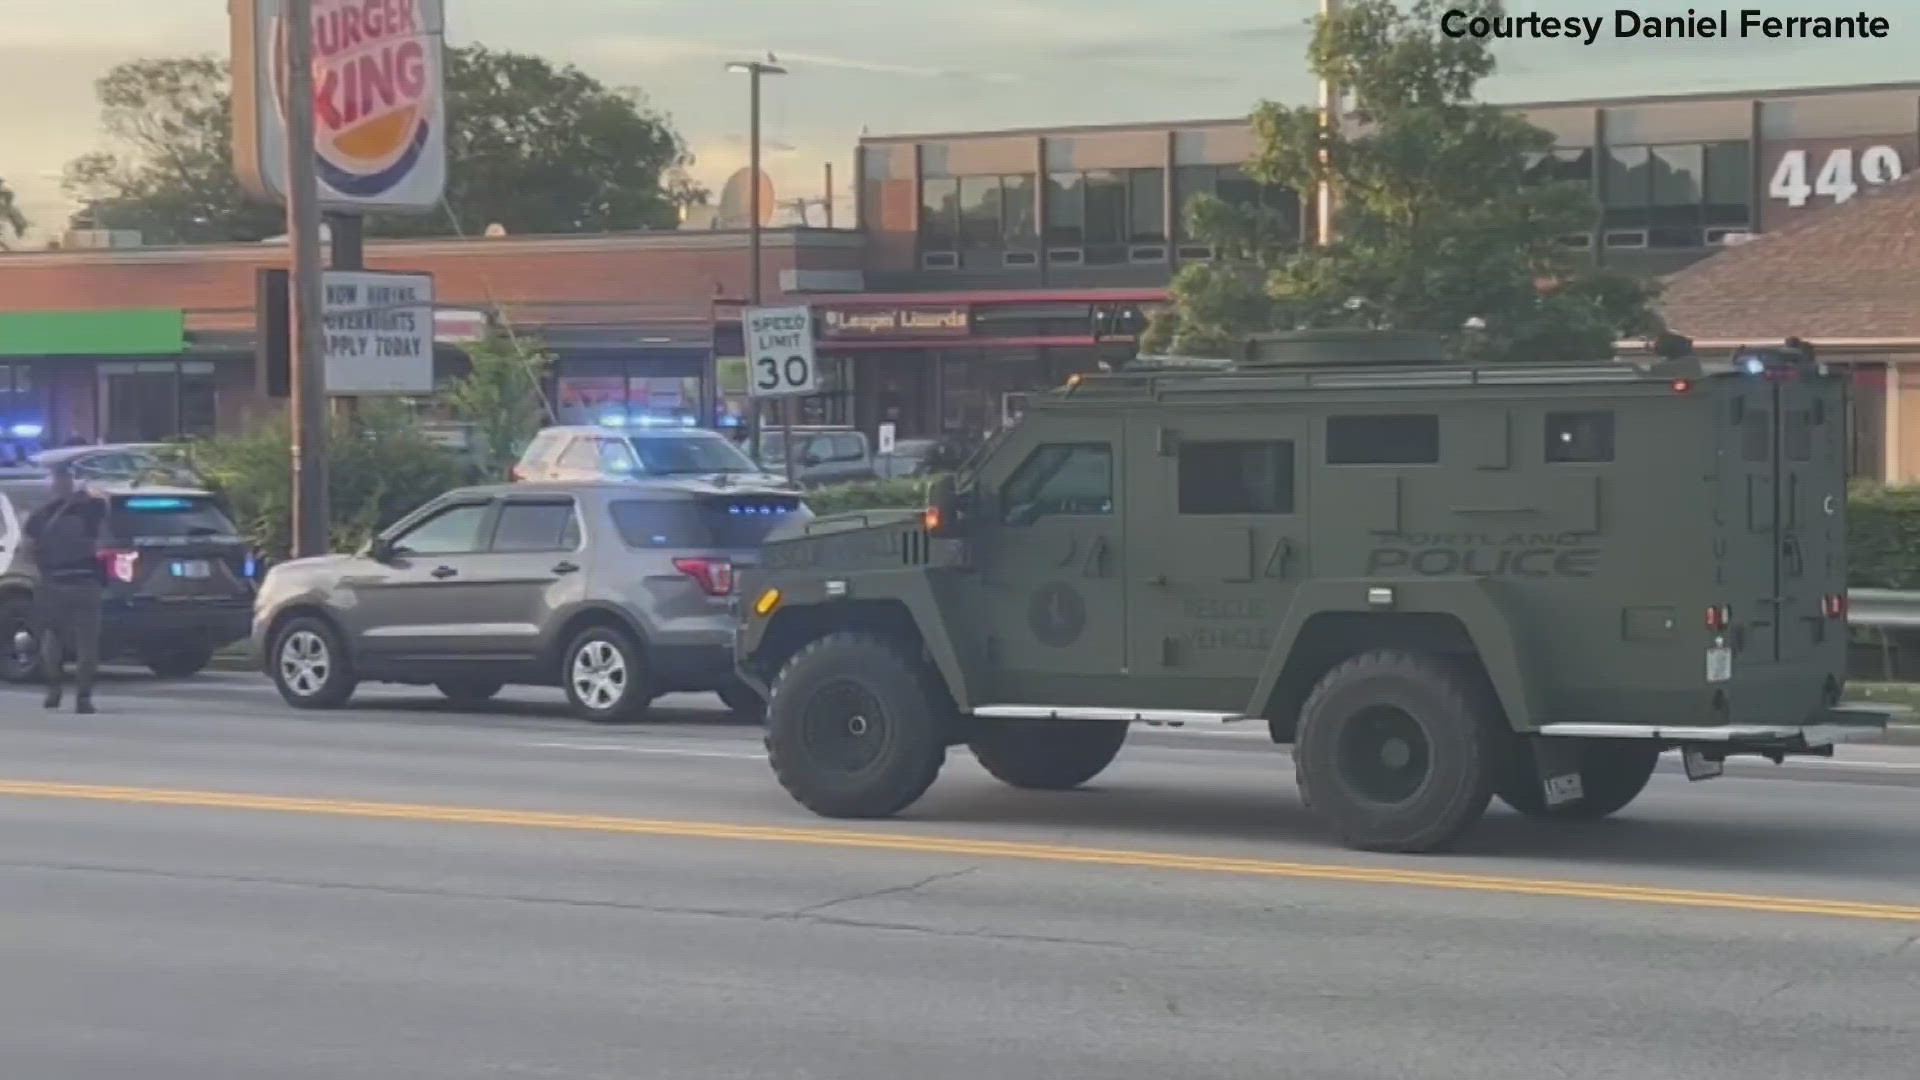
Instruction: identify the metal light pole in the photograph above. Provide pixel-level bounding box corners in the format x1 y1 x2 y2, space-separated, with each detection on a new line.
284 0 330 557
1317 0 1341 248
727 57 788 477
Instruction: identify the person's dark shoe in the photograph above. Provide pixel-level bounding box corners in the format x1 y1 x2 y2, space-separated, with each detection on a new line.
74 697 95 716
43 689 61 710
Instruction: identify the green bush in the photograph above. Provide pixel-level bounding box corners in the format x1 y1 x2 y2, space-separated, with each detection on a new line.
803 475 944 515
1848 485 1920 589
175 400 473 560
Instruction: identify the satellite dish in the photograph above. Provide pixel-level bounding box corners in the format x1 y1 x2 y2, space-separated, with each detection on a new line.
715 167 776 229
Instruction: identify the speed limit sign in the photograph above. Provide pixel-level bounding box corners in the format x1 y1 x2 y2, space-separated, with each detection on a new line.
744 305 818 399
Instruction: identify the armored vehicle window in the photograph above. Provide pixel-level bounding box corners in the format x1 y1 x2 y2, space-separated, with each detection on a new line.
1326 414 1439 465
490 500 581 553
1784 410 1813 462
1178 441 1295 515
1742 410 1771 462
1001 443 1112 524
1545 412 1614 464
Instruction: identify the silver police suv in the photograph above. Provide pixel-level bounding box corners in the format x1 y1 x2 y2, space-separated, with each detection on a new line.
251 479 810 721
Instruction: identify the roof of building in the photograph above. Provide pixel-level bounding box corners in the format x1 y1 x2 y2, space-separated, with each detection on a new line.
1656 171 1920 344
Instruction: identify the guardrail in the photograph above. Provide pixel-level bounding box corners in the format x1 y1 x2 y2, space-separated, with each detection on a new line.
1849 589 1920 629
1849 589 1920 681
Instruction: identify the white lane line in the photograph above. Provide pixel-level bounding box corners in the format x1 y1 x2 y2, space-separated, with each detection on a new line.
516 741 767 761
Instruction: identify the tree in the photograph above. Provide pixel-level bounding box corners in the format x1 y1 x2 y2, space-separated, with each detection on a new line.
63 47 705 244
0 176 28 248
441 325 555 479
178 399 470 560
1142 0 1662 363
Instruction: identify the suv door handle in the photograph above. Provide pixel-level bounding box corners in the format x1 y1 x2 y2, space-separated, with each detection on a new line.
431 565 458 580
552 561 580 574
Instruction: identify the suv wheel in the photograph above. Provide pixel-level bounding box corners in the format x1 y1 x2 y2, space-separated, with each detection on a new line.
561 626 654 723
436 680 505 708
765 631 949 819
1495 739 1660 821
1294 650 1499 854
270 617 358 710
0 595 39 683
145 644 215 680
969 719 1128 790
717 682 766 722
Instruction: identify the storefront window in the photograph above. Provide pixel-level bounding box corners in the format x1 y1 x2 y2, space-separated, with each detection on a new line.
556 376 627 425
100 361 216 442
939 348 1064 438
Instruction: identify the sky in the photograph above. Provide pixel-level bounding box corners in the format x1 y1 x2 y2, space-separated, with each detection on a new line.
1 0 1915 241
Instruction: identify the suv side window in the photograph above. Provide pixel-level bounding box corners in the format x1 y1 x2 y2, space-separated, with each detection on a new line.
521 432 563 470
490 499 581 552
596 438 640 474
557 438 599 471
829 434 865 462
392 502 492 556
1002 442 1112 525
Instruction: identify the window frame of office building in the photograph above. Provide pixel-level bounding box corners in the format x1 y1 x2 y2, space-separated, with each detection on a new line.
1603 139 1752 249
1046 166 1169 263
1170 164 1303 250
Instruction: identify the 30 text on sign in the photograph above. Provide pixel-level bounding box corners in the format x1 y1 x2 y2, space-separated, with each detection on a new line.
745 306 818 399
322 271 435 395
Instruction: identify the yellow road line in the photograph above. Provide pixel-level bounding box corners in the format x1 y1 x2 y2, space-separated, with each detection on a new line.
1 778 1917 924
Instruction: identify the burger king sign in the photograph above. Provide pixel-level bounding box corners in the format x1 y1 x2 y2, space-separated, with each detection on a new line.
231 0 447 212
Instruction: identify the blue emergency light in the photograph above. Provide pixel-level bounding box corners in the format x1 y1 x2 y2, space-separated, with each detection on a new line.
7 423 41 439
123 497 192 511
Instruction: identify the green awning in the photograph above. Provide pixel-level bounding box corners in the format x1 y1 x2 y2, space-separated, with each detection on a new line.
0 309 186 356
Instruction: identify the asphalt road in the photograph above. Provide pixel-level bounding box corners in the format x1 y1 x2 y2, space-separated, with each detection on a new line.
1 671 1918 1079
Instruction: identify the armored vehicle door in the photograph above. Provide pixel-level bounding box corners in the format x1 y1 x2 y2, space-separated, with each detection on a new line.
1124 416 1305 709
1715 370 1846 674
969 417 1128 699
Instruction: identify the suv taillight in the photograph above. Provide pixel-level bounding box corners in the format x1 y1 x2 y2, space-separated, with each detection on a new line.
97 548 139 584
673 557 734 597
1823 593 1848 620
1705 605 1731 631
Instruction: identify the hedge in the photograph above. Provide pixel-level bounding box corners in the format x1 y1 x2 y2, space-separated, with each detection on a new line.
804 478 1920 590
1847 485 1920 589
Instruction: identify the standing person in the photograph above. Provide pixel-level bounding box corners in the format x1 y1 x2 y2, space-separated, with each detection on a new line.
23 467 106 713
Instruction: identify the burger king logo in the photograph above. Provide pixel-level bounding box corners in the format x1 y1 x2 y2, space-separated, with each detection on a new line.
272 0 441 200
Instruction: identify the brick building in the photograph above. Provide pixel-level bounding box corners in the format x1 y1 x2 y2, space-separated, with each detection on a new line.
0 78 1914 447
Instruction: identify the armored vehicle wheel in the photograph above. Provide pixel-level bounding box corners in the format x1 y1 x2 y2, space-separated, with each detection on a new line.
1294 650 1499 854
765 631 948 819
1496 739 1660 821
969 718 1128 790
436 680 504 708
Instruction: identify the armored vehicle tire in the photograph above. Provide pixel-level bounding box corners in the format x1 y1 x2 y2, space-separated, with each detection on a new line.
969 718 1128 790
718 682 767 722
561 626 656 723
437 680 505 708
765 631 948 819
270 616 358 710
145 644 215 680
1294 650 1499 854
1 595 39 683
1496 739 1660 821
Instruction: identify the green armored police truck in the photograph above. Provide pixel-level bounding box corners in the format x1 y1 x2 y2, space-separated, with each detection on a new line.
732 330 1895 853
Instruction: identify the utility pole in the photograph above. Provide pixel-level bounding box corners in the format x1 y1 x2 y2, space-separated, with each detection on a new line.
1317 0 1341 248
285 0 330 558
728 57 788 477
